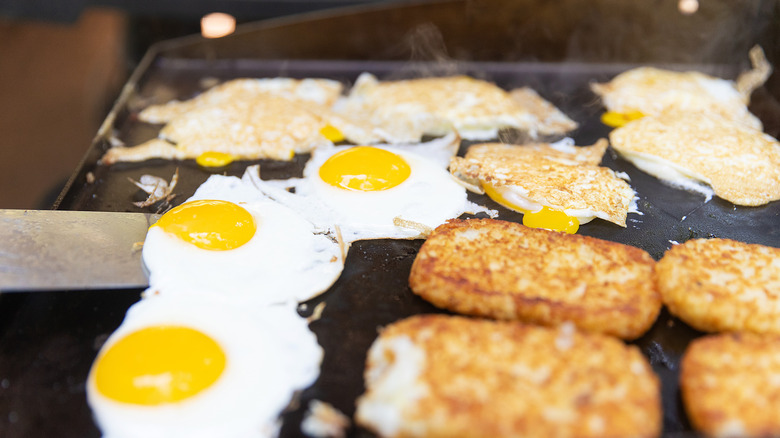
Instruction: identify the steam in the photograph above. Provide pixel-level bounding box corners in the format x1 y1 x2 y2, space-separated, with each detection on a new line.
564 0 774 70
386 23 467 80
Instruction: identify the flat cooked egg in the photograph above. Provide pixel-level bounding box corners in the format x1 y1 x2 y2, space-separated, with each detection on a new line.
102 78 386 165
142 175 344 305
137 77 345 124
591 46 771 129
335 73 577 143
87 295 322 438
245 139 494 243
103 96 383 164
449 139 638 232
609 110 780 206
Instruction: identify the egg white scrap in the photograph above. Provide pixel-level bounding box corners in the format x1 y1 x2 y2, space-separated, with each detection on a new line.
87 295 322 438
243 142 495 243
142 175 344 305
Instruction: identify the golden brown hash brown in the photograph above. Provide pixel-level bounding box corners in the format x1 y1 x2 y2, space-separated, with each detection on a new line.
656 238 780 334
355 314 661 438
681 332 780 438
409 219 661 340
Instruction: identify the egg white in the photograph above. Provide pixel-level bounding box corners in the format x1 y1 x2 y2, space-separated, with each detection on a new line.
483 174 642 226
595 67 763 130
244 143 493 243
616 149 715 201
86 294 322 438
142 175 343 306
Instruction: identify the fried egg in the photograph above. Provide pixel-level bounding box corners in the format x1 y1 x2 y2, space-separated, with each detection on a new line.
591 46 771 129
102 78 386 165
245 137 494 242
87 295 322 438
449 139 638 232
137 78 344 124
141 175 344 305
335 73 577 143
609 110 780 206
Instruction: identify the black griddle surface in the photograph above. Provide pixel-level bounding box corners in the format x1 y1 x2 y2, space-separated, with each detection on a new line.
2 59 779 438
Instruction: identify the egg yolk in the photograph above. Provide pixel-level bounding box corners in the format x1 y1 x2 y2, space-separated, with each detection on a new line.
600 110 645 128
319 124 345 142
93 326 226 405
196 151 234 168
318 146 411 191
154 199 256 250
483 184 579 234
522 207 579 234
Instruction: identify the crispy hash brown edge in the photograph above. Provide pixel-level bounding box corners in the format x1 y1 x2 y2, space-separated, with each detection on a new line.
680 332 780 437
409 219 661 340
355 314 662 438
656 238 780 334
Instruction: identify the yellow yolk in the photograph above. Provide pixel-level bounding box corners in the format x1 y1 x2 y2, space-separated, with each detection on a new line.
318 146 411 191
600 110 645 128
483 184 580 234
523 207 579 234
319 125 345 142
196 151 234 168
153 199 256 250
93 326 226 405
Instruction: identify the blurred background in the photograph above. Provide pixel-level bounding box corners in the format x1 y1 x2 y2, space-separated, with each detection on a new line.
1 0 777 210
0 0 395 210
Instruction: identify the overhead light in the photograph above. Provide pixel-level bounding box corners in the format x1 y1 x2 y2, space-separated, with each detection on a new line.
678 0 699 15
201 12 236 39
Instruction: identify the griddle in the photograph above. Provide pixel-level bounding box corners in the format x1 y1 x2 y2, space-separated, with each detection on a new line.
2 1 780 436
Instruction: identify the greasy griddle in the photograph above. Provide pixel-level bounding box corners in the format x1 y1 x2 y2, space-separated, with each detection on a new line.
2 56 779 437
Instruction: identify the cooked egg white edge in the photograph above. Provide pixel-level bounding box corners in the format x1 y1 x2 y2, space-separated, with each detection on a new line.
293 78 342 104
455 113 539 141
242 141 494 243
695 75 743 104
490 184 600 224
548 137 577 154
240 78 341 105
87 296 323 438
616 149 715 201
374 131 460 169
355 336 428 438
457 126 501 141
142 175 345 305
245 172 429 242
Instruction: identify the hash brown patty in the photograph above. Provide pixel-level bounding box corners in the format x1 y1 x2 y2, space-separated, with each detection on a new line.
355 314 661 438
681 332 780 437
409 219 661 340
656 238 780 334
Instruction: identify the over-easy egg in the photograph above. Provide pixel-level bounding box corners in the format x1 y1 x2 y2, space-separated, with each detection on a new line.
591 45 772 130
141 175 344 305
86 295 322 438
245 141 494 243
449 139 638 233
